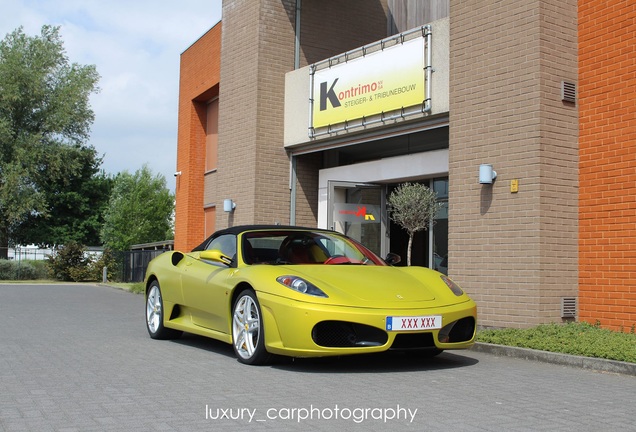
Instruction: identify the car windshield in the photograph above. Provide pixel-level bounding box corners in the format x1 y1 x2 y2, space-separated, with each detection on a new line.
241 230 386 266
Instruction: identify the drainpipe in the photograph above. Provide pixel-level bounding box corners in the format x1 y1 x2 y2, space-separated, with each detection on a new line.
294 0 301 70
289 155 297 225
290 0 301 225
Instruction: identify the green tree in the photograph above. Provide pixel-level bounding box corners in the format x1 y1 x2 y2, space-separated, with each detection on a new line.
388 182 444 266
12 146 113 247
0 25 100 257
101 165 174 251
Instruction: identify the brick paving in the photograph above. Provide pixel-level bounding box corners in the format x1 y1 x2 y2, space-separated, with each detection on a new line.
0 283 633 431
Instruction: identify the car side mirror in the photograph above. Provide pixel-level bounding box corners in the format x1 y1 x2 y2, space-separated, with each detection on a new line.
199 250 233 266
384 252 401 266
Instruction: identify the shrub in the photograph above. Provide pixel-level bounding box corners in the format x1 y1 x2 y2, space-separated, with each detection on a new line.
47 244 118 282
89 248 118 282
29 260 50 279
0 259 48 280
477 322 636 363
0 260 16 280
47 242 91 282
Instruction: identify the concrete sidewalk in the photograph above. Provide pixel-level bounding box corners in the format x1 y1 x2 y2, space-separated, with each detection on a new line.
472 342 636 376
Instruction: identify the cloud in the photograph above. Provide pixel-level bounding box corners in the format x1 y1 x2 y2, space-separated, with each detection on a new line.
0 0 223 191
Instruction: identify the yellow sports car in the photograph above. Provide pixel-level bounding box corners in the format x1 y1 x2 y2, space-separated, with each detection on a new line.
144 225 477 365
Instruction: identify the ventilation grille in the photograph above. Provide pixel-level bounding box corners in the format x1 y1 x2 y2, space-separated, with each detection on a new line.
561 297 577 318
561 81 576 104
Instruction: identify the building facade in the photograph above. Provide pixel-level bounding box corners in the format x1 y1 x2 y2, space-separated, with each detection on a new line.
174 0 635 330
578 0 636 330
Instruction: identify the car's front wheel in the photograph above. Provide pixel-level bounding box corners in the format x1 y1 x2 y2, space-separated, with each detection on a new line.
232 290 270 365
146 281 182 340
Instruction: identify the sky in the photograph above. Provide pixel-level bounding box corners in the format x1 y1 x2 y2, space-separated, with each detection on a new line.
0 0 223 191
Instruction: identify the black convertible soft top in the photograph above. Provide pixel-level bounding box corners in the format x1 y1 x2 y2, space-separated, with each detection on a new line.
191 225 331 251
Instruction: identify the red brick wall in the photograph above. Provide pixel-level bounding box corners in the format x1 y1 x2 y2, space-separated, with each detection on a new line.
579 0 636 330
174 23 221 251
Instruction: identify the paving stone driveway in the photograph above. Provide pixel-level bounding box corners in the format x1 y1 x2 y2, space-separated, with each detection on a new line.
0 283 633 431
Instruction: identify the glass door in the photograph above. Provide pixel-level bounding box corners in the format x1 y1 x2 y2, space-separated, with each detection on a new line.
327 181 387 257
431 178 448 274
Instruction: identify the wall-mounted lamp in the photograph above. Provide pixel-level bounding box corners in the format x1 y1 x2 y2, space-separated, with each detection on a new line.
479 164 497 184
223 199 236 212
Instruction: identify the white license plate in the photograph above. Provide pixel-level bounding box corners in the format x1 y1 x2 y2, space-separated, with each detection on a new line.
386 315 442 331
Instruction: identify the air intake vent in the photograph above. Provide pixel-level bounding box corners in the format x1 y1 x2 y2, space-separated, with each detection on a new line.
561 297 577 318
561 81 576 104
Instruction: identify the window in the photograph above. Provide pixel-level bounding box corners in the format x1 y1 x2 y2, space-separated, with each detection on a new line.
206 234 237 264
432 178 448 275
205 98 218 172
204 206 215 238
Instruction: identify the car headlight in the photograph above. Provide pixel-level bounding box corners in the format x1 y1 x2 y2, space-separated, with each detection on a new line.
440 275 464 296
276 276 328 298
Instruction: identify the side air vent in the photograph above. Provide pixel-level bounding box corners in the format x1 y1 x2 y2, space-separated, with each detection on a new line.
561 297 577 318
171 252 185 266
561 81 576 104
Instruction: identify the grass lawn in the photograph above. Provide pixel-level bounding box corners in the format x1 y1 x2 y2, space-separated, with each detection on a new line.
104 281 145 294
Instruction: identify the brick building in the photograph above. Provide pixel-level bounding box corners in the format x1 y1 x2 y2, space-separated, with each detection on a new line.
578 0 636 330
174 0 635 330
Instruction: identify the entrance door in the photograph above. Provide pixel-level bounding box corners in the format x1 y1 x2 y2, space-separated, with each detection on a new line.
327 181 387 257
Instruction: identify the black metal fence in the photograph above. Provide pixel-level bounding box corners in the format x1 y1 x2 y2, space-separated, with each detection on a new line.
117 250 168 283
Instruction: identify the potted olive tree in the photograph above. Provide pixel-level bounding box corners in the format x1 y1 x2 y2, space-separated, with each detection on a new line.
387 182 444 266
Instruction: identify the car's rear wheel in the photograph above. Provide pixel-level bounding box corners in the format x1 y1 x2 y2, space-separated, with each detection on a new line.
232 290 270 365
146 281 182 340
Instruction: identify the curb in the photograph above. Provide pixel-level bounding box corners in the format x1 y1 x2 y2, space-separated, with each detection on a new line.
471 342 636 376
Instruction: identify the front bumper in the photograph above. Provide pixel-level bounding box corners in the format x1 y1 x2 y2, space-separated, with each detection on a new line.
258 292 477 358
